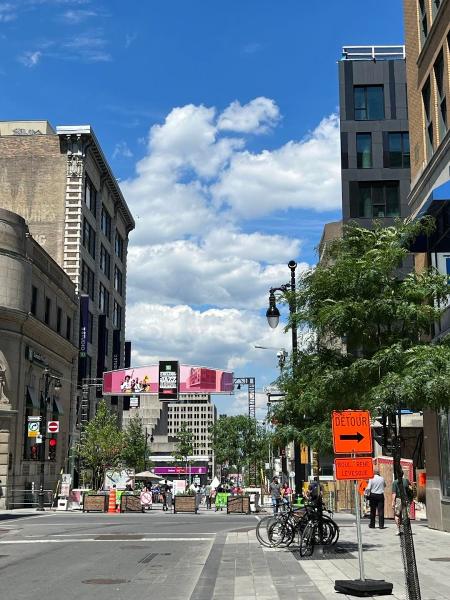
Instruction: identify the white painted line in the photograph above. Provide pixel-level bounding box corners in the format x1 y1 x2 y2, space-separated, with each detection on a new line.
51 531 217 541
0 537 214 544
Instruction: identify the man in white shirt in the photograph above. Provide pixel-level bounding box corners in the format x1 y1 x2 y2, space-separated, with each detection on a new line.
366 470 386 529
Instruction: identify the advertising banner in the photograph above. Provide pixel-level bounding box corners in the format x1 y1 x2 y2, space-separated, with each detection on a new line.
112 329 121 371
158 360 179 400
153 466 208 475
103 364 234 396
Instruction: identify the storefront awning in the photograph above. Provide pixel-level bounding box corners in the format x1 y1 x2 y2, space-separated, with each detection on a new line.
410 179 450 252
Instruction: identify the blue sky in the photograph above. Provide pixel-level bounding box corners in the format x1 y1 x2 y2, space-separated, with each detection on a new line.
0 0 405 415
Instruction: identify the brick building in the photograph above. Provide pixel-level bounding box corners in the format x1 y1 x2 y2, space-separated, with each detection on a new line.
0 122 135 427
403 0 450 532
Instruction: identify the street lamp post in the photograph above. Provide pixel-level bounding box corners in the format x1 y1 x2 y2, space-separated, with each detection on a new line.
144 428 154 471
37 368 61 511
266 261 304 493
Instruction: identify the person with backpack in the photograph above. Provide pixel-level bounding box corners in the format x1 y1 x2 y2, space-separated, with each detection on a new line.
392 469 414 535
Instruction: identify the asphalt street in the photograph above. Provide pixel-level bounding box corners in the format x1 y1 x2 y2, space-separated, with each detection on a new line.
0 510 258 600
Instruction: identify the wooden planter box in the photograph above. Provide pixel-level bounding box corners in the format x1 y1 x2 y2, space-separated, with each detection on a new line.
173 495 197 514
83 493 107 513
227 495 251 514
121 494 142 512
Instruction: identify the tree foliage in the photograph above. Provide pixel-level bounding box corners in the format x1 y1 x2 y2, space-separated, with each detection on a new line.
173 421 195 466
121 413 148 473
270 219 450 452
77 400 124 489
210 415 271 481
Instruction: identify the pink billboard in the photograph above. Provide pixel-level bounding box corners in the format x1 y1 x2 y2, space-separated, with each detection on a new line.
103 364 234 396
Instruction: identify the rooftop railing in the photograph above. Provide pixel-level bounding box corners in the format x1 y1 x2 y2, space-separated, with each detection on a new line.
341 45 405 61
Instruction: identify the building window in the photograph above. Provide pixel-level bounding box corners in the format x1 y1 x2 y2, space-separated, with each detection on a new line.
356 133 372 168
388 133 410 168
350 181 400 218
100 245 111 278
114 266 123 295
354 86 384 120
31 286 38 316
86 354 92 378
56 307 62 334
44 297 51 325
419 0 428 46
66 316 72 341
422 77 434 159
81 261 95 301
434 50 447 141
101 205 112 240
113 300 122 328
82 217 96 259
115 232 124 261
84 176 97 215
99 283 110 316
439 411 450 498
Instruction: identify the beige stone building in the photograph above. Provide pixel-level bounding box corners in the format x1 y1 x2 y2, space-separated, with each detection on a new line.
0 121 135 426
0 209 78 508
403 0 450 531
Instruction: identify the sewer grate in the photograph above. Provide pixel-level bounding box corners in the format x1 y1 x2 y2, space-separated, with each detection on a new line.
429 557 450 562
83 579 128 585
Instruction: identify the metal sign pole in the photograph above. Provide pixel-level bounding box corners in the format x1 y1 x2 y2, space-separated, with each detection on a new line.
354 476 365 582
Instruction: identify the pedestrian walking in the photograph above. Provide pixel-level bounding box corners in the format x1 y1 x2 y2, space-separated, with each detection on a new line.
281 482 292 506
366 469 386 529
161 480 172 512
392 469 414 535
269 477 281 514
204 481 212 509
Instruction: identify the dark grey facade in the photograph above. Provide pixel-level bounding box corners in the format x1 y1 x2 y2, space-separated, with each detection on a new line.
339 47 411 225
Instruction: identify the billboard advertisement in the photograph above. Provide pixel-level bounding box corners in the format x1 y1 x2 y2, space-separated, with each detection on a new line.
103 364 234 396
158 360 179 400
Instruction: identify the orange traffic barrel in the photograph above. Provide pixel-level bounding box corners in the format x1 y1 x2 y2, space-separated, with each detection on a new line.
108 489 117 513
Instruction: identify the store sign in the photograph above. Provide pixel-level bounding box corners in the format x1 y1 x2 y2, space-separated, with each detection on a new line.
153 466 208 475
79 295 89 359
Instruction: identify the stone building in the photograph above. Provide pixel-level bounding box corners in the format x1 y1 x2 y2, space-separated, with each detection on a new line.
0 209 78 508
0 121 135 423
403 0 450 532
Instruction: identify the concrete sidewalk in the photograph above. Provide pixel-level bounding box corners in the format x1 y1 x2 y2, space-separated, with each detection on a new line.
213 513 450 600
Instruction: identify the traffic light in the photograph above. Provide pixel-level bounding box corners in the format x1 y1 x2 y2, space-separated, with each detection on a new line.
48 438 57 461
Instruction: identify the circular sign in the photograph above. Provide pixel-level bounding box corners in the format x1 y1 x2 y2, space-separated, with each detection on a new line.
140 492 152 506
29 422 39 432
48 421 59 433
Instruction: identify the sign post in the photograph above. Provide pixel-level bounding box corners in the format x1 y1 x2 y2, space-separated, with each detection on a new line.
333 411 392 597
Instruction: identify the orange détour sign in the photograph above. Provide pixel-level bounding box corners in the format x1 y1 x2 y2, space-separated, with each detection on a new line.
335 458 374 481
332 410 373 455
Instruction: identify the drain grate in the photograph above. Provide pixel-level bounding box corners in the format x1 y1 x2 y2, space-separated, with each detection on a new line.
83 579 128 585
429 557 450 562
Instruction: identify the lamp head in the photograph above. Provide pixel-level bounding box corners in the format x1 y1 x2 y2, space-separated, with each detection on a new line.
266 291 280 329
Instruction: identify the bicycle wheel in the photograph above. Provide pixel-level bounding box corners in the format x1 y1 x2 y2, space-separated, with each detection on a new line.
256 516 279 547
269 520 295 547
299 522 316 557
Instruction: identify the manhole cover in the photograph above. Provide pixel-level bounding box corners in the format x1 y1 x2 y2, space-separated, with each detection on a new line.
83 579 128 585
429 558 450 562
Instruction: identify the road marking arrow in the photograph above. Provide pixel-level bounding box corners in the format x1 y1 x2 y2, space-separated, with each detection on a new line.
339 432 364 442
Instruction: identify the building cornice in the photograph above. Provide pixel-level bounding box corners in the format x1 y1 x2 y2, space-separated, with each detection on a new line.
56 125 135 234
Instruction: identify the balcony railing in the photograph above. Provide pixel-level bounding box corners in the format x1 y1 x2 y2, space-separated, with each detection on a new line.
341 45 405 61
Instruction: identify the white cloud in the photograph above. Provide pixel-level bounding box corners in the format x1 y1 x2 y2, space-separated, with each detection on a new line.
112 141 133 159
127 303 289 373
218 97 280 134
0 3 16 22
212 114 341 217
18 50 42 67
120 99 338 402
61 9 98 23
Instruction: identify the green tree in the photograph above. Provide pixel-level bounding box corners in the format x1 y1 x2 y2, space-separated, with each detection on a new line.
77 400 124 489
173 421 195 475
121 413 149 473
210 415 270 484
271 218 450 452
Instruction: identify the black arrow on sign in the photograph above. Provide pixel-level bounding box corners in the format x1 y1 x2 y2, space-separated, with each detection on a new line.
340 432 364 443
